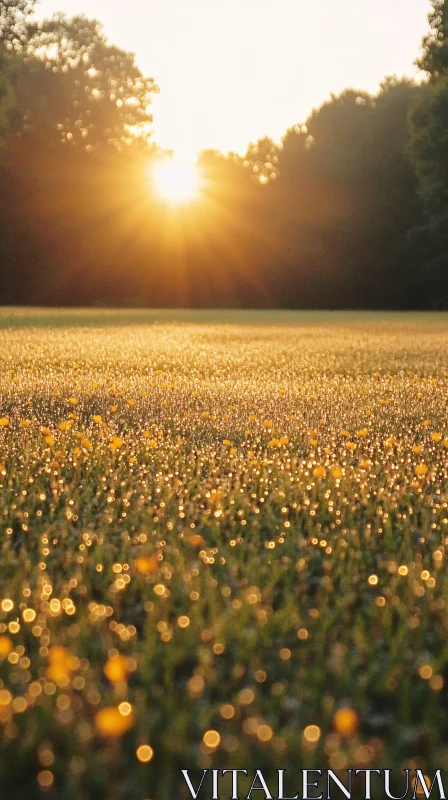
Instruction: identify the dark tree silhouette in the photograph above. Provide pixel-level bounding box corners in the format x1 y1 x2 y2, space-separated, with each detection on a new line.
0 0 35 133
0 5 442 310
270 81 423 308
416 0 448 79
409 0 448 307
8 14 158 150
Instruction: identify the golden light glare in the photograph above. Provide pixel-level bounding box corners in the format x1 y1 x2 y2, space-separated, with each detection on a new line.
151 158 201 205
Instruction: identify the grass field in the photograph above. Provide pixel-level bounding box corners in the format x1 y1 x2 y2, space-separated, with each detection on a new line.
1 309 448 799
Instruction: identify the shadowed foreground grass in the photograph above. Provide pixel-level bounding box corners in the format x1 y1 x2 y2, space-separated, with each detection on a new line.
1 310 448 799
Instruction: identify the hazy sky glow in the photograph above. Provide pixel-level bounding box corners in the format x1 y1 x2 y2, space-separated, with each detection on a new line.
36 0 431 158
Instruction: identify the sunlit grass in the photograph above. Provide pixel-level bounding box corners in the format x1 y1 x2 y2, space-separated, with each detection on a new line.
1 310 448 798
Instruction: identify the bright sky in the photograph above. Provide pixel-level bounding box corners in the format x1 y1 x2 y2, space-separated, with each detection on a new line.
36 0 431 159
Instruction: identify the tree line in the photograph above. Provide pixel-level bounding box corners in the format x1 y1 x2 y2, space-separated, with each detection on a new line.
1 0 447 309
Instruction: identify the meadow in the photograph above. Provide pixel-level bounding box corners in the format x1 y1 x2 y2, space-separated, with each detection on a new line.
1 309 448 799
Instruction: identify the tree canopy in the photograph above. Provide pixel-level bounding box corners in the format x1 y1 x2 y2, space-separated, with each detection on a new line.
6 14 158 150
0 2 447 308
417 0 448 79
408 0 448 306
0 0 35 133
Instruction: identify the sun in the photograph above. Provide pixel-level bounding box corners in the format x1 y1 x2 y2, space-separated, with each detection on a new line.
151 158 201 205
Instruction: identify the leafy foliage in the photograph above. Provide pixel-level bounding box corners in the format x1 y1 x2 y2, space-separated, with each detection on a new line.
409 0 448 307
0 47 13 134
0 3 445 308
7 15 158 150
0 0 35 136
0 0 35 42
416 0 448 79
